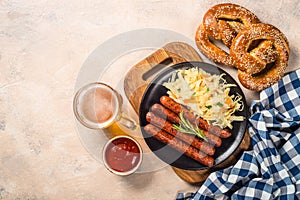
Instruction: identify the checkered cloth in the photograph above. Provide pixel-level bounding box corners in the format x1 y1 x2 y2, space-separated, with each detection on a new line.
183 70 300 200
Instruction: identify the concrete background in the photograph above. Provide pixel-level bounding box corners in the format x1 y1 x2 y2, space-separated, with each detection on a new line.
1 0 299 199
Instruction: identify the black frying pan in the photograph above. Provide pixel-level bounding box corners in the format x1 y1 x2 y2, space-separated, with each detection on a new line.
139 62 248 170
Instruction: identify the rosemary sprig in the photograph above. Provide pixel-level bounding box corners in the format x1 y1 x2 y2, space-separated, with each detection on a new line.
173 112 207 141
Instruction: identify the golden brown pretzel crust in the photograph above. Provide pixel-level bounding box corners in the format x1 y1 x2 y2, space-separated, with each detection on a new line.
195 3 260 66
231 24 290 91
203 3 261 41
195 24 235 67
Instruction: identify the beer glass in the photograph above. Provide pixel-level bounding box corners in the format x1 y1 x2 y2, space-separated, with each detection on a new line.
73 82 136 130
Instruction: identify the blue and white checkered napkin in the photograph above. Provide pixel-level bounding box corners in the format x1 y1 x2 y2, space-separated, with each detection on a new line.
189 70 300 200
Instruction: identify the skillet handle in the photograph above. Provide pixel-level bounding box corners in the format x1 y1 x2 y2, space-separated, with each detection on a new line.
124 42 202 114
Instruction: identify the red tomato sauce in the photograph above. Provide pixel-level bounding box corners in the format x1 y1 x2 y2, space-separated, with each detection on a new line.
105 137 141 172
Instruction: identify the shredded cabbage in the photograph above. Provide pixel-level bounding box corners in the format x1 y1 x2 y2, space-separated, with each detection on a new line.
163 67 244 129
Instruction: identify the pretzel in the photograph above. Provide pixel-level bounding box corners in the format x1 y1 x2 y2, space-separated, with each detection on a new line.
230 23 290 91
195 24 235 67
195 3 260 67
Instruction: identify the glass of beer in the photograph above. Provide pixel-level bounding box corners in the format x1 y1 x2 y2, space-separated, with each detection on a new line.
73 82 137 130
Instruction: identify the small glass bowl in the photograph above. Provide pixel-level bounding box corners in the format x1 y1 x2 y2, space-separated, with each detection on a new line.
102 135 143 176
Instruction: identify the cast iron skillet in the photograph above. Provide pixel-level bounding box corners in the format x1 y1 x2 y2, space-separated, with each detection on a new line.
139 61 248 170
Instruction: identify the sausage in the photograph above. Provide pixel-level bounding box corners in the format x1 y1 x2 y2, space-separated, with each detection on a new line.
150 105 222 147
159 95 208 129
208 126 232 139
160 95 232 138
199 129 222 147
150 103 180 124
146 112 216 155
143 124 214 167
146 111 221 148
160 96 183 115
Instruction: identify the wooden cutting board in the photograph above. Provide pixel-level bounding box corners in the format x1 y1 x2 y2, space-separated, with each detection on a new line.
123 42 251 184
124 42 202 114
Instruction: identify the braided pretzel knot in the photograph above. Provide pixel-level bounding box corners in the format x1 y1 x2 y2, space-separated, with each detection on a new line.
231 23 290 91
195 3 260 67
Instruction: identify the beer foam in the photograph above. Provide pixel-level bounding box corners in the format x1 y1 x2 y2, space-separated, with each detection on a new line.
94 87 115 123
76 83 119 129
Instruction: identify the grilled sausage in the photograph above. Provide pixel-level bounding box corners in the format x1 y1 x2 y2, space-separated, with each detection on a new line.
208 126 232 139
146 112 216 155
143 124 214 167
146 111 221 148
160 95 232 138
150 104 222 147
150 103 180 124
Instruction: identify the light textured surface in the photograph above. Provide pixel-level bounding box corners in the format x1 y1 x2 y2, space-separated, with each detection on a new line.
1 0 300 199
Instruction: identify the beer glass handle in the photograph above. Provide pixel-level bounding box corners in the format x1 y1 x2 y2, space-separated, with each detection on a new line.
118 113 138 130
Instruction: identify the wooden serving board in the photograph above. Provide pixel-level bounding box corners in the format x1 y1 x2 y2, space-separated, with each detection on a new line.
123 42 251 184
124 42 202 114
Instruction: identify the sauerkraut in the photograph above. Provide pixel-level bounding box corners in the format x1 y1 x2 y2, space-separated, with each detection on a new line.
163 67 244 129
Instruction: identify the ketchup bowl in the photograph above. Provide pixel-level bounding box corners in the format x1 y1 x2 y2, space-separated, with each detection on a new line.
102 135 143 176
